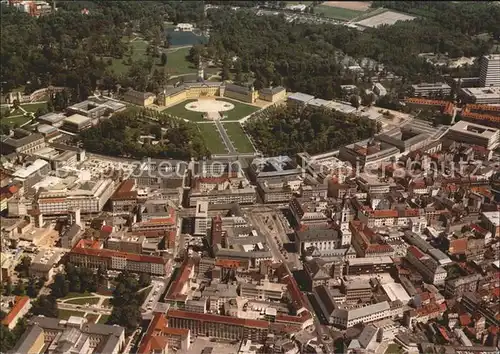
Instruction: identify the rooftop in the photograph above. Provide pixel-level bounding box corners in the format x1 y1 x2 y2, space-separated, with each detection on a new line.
64 114 91 126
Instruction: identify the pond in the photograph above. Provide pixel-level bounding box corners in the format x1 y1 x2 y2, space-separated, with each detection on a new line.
166 29 208 47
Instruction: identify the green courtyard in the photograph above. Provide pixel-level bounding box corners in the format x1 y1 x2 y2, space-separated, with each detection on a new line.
162 98 259 122
222 122 255 153
65 297 100 305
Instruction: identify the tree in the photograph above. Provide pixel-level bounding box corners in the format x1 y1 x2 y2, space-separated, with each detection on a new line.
4 281 12 296
26 277 40 298
12 281 25 296
12 99 20 110
14 256 31 278
30 295 58 318
161 52 168 66
350 95 361 110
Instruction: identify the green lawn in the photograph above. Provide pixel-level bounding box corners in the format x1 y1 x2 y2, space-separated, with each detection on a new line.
97 314 110 324
62 292 92 300
105 40 196 76
164 47 197 76
102 298 111 308
21 102 47 113
315 4 363 20
58 309 86 320
222 122 255 153
162 98 259 122
65 297 100 305
197 123 228 154
1 115 32 127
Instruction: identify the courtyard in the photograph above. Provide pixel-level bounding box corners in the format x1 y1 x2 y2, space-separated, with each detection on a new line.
162 98 259 122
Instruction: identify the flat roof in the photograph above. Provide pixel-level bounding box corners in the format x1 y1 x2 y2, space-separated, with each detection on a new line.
461 86 500 98
288 92 314 103
382 282 411 303
449 120 498 138
64 114 91 125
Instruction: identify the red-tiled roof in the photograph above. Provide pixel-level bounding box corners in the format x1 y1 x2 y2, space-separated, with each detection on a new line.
165 262 193 301
369 210 398 218
407 246 425 260
459 314 472 327
138 313 168 354
71 240 167 264
1 296 29 327
167 309 269 329
111 179 137 200
449 238 468 255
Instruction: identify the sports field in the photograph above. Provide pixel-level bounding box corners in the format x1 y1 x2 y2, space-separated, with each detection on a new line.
315 4 363 20
223 122 255 153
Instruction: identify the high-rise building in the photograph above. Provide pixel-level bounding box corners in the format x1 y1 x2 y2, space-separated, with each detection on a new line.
479 55 500 87
193 200 208 236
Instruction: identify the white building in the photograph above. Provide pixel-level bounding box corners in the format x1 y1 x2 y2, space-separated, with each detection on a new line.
479 54 500 87
175 23 194 32
446 120 499 150
331 301 392 328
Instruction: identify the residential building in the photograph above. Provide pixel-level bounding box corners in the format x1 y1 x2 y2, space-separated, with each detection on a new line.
481 211 500 237
36 178 115 215
446 121 499 150
460 87 500 104
331 301 393 329
69 239 170 276
1 296 31 330
10 316 126 354
1 129 45 155
405 246 447 285
344 256 394 275
373 83 387 97
194 200 209 236
12 159 50 192
410 83 451 97
167 309 269 341
479 54 500 87
138 313 190 354
239 278 287 300
29 248 63 279
110 179 138 214
444 274 482 298
295 228 341 256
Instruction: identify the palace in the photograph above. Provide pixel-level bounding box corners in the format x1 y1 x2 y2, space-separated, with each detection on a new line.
157 81 286 107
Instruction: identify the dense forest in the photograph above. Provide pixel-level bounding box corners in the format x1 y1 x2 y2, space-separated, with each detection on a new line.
0 1 204 95
244 105 379 156
78 108 210 160
195 8 494 100
371 1 500 37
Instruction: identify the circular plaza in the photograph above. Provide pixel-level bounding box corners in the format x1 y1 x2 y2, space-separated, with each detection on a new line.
184 99 235 120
